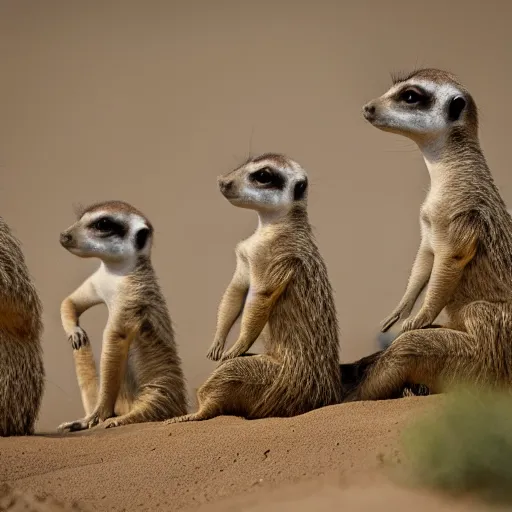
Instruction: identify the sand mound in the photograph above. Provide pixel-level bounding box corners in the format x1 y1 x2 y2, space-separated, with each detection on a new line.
1 395 490 511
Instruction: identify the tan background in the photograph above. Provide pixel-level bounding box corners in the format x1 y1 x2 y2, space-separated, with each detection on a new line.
0 0 511 431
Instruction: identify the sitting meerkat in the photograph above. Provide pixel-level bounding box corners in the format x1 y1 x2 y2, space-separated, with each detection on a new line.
348 68 512 400
57 200 187 431
167 153 342 423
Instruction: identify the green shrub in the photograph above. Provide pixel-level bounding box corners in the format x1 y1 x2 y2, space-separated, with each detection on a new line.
401 386 512 504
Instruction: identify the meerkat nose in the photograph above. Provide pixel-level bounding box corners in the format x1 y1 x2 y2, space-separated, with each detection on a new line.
363 102 376 119
219 179 233 193
60 232 73 246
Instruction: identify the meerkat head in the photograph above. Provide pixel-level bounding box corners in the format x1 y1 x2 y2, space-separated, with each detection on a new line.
362 68 478 145
59 200 154 263
217 153 309 216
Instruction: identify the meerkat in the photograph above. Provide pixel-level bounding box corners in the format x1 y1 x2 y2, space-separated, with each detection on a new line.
346 68 512 400
0 216 44 436
166 153 342 423
57 200 187 431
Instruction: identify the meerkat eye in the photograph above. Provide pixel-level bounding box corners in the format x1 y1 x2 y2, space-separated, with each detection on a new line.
400 89 423 104
90 217 127 237
91 217 117 232
251 168 273 184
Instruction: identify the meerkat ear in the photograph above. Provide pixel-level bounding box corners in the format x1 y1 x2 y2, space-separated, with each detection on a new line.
293 179 308 201
448 95 467 122
135 227 151 251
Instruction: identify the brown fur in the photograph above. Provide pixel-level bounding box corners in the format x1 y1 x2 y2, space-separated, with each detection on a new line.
58 200 187 431
0 216 44 436
167 154 342 423
350 69 512 400
75 200 154 231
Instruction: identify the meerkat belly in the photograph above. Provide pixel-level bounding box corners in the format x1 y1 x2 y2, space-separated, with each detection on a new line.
129 335 177 385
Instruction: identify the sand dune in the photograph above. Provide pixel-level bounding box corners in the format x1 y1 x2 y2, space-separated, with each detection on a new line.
1 396 492 511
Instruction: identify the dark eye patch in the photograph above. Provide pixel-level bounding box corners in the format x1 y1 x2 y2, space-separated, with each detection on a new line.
89 216 127 238
396 86 433 109
249 167 285 190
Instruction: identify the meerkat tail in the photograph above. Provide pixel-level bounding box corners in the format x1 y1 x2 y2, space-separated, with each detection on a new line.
165 410 217 424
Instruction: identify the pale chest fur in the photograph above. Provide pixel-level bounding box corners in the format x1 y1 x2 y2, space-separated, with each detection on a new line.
419 166 452 251
90 265 127 313
235 228 275 297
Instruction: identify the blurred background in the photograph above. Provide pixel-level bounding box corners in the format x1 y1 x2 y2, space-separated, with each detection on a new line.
0 0 511 430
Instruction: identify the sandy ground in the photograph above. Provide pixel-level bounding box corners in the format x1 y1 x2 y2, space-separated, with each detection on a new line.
0 396 495 511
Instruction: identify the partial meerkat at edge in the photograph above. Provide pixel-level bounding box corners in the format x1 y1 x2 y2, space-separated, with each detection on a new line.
57 200 187 431
348 68 512 400
167 153 342 423
0 216 44 436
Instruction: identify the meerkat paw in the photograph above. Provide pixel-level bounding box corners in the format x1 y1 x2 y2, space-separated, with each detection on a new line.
58 406 114 432
381 312 401 333
102 417 123 429
57 417 91 433
401 312 432 333
219 348 241 362
400 318 416 332
381 302 414 332
206 342 224 361
68 326 90 350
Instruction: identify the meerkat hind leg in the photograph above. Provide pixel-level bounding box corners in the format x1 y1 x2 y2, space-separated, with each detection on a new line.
58 364 134 433
102 384 186 428
167 355 277 424
357 328 477 400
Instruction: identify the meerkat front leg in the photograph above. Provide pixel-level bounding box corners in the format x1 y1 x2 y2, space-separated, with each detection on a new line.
381 242 434 332
60 277 102 416
206 261 249 361
401 232 477 332
220 266 293 361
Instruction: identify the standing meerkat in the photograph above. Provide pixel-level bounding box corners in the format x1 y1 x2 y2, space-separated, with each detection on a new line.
349 68 512 400
57 200 187 431
0 217 44 436
167 153 342 423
